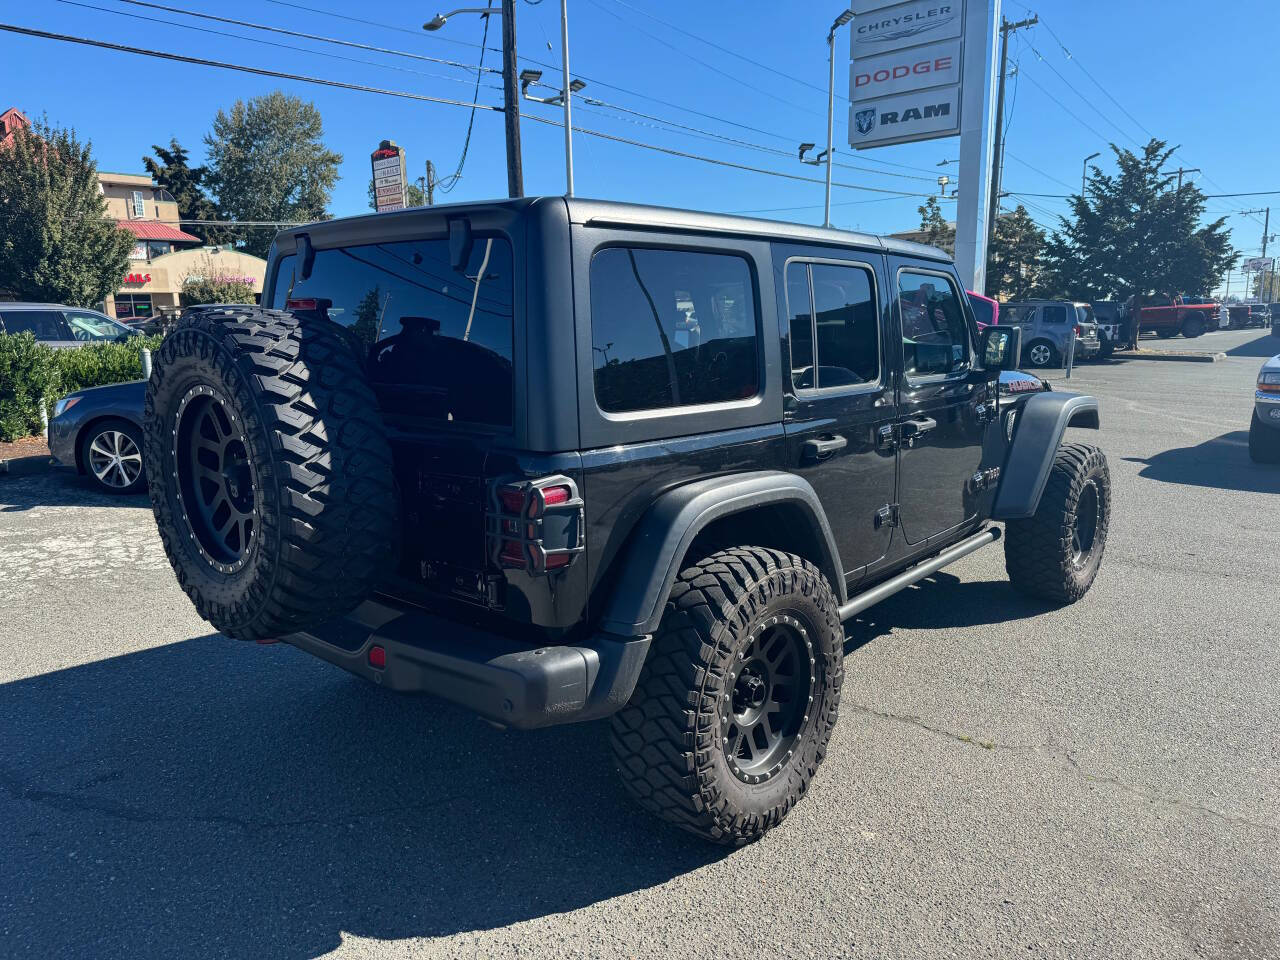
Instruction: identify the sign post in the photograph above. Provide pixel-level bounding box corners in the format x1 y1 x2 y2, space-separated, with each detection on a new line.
848 1 1001 291
371 140 408 213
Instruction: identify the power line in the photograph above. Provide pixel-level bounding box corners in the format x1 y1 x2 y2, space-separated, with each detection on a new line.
1025 42 1142 148
1017 69 1115 144
108 0 498 73
54 0 501 87
0 22 506 110
262 0 501 53
1004 150 1075 192
435 7 494 194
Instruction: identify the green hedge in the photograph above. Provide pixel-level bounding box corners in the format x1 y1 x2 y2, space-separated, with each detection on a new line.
0 331 165 441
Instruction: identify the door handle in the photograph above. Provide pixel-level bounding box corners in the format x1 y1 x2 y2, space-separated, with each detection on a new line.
900 417 937 437
802 434 847 460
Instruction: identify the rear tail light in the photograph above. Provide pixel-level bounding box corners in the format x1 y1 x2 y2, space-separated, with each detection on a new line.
487 476 583 574
1074 324 1082 336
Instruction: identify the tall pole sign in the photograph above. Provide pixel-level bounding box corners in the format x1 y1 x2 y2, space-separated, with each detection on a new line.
848 0 1001 290
371 140 408 213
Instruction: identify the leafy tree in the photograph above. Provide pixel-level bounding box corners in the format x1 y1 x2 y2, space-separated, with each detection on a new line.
1040 139 1236 301
0 120 134 306
916 196 955 255
142 138 225 245
985 205 1045 300
204 91 341 258
366 178 427 211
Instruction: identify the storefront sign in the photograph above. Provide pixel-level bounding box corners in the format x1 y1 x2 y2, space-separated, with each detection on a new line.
851 0 963 54
122 272 152 285
850 84 962 148
370 140 408 213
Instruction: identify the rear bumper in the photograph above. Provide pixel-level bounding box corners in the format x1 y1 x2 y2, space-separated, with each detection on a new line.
287 598 651 730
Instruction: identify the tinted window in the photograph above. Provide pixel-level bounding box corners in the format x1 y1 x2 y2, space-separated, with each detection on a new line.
1042 305 1068 325
967 294 994 327
788 262 878 390
65 311 129 341
271 236 514 427
786 262 814 388
590 247 758 413
898 271 970 378
1003 304 1036 325
1 310 68 340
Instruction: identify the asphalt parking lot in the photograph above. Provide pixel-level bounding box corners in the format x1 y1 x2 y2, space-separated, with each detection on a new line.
1 329 1277 959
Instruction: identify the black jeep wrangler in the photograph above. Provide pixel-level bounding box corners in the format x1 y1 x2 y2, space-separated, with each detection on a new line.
144 198 1110 844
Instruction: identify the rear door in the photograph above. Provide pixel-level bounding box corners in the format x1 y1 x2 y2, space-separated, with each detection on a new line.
779 250 897 579
891 261 990 546
266 230 519 606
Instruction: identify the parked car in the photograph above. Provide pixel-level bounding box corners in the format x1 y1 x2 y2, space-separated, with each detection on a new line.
1002 300 1102 368
966 290 999 329
141 198 1109 845
1089 300 1129 355
1250 354 1280 463
0 303 139 347
47 380 146 494
1268 303 1280 328
1128 294 1217 339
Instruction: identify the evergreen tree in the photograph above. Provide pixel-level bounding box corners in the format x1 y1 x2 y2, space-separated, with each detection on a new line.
985 205 1045 300
916 196 955 255
142 138 225 245
0 119 134 305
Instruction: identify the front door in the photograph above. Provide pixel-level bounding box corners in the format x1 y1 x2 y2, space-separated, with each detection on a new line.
891 262 991 545
780 254 897 580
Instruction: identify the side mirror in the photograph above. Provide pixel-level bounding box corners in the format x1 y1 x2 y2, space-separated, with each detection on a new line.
980 325 1022 372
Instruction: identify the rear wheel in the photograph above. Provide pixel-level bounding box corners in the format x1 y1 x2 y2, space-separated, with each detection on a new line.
610 547 844 845
1249 411 1280 464
1005 443 1110 604
1025 339 1057 368
144 305 397 641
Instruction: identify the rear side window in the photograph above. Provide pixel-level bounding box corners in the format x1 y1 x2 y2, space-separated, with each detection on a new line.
786 261 879 390
271 236 515 428
1 310 68 341
1042 305 1068 325
898 270 970 378
590 247 758 413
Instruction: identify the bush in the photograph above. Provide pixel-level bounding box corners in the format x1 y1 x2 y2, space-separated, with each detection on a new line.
0 332 60 441
181 274 256 308
0 331 164 441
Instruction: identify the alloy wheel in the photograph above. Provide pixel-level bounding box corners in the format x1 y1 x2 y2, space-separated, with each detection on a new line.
87 429 142 489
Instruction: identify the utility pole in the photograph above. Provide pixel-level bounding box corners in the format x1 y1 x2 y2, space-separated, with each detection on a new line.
1262 207 1271 301
425 159 436 205
1240 207 1270 300
985 15 1037 266
500 0 523 198
1170 167 1200 192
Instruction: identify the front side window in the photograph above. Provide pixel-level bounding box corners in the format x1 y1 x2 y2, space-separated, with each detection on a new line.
1003 304 1037 326
0 310 68 340
271 235 515 428
590 247 758 413
898 270 970 379
65 311 131 341
787 260 879 390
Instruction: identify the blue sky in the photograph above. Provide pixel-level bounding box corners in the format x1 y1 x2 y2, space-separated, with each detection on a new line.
1 0 1276 295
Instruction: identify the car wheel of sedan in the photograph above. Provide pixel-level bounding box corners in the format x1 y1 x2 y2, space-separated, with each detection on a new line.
1025 340 1056 368
80 418 146 494
1249 412 1280 464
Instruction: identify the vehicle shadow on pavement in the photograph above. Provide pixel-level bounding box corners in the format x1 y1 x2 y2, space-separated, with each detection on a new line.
843 572 1054 653
0 470 150 512
0 635 729 958
1123 431 1280 494
1224 331 1279 358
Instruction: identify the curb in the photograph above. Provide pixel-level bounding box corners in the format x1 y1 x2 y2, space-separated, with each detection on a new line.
0 455 55 478
1120 350 1226 363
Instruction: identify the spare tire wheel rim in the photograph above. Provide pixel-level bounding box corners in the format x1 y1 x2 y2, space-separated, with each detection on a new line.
722 613 818 785
1072 478 1101 568
174 384 260 574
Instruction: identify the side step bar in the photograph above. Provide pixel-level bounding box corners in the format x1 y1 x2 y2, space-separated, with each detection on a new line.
838 527 1002 622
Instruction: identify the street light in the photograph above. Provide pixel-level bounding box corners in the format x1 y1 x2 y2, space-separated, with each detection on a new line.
423 7 498 30
821 9 855 228
1081 151 1100 199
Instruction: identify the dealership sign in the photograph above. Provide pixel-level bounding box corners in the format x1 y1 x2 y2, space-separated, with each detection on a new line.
370 140 408 213
849 1 966 149
1244 257 1275 272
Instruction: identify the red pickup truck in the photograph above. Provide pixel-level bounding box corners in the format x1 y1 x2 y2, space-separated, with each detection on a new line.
1128 295 1218 339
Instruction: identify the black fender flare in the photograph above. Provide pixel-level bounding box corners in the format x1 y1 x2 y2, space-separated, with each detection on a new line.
596 471 845 636
992 392 1100 520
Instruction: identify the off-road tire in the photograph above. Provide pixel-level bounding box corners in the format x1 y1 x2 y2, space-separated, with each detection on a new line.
1181 314 1206 338
610 547 844 845
1249 411 1280 464
144 305 396 641
1005 443 1110 604
1025 339 1058 368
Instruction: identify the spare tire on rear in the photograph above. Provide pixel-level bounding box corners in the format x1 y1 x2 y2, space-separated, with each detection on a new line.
144 305 396 641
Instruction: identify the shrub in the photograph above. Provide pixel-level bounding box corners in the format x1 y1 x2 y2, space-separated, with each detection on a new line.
53 333 164 394
0 332 61 441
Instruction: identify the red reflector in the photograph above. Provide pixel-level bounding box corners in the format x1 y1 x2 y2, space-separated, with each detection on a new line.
544 552 571 569
499 540 525 566
498 487 525 514
368 645 386 669
542 485 571 507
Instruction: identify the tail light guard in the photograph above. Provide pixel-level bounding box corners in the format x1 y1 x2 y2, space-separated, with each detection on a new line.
486 475 585 574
